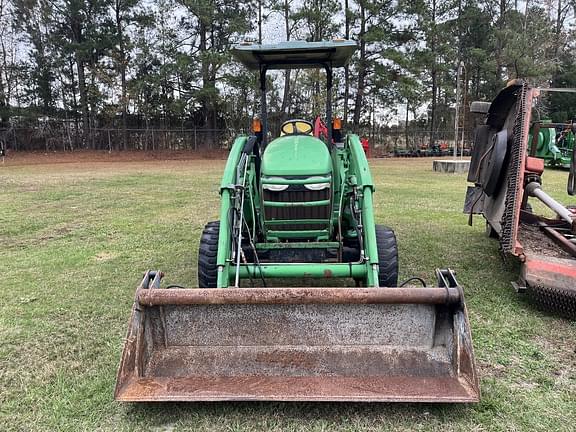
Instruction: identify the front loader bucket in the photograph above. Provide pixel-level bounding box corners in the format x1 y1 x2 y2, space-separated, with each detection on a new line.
115 270 479 403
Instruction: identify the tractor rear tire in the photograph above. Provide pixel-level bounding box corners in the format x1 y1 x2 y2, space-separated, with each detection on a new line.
198 220 220 288
375 225 398 287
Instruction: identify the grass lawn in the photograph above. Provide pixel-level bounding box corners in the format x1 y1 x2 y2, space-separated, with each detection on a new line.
1 156 575 431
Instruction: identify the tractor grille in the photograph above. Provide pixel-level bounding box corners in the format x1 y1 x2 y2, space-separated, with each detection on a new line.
263 187 330 231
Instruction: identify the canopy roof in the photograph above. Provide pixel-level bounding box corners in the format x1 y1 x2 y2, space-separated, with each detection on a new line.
231 40 357 70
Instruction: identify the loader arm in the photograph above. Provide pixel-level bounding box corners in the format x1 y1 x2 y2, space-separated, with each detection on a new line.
347 134 379 286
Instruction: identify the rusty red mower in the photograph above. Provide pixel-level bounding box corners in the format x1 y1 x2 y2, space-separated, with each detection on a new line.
465 81 576 319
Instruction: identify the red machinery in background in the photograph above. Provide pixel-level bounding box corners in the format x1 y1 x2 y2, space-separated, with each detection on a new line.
314 116 370 157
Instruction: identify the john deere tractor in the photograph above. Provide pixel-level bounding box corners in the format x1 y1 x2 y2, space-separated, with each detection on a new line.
198 41 397 289
115 41 478 403
528 119 575 168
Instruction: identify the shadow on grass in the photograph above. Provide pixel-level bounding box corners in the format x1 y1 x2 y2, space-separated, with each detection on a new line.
124 400 474 429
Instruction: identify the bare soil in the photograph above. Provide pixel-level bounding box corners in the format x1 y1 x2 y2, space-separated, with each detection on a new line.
518 223 574 259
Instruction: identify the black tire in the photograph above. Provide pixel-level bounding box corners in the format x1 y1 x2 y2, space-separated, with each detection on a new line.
375 225 398 287
198 221 220 288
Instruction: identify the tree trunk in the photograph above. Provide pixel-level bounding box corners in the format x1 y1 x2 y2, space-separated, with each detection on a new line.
0 40 7 127
258 0 262 44
281 72 291 117
280 0 291 118
76 53 89 147
404 100 409 150
89 64 98 149
428 0 437 148
199 19 211 130
429 70 437 147
343 0 350 125
71 14 89 148
68 57 79 145
352 1 366 129
116 0 128 151
495 0 507 81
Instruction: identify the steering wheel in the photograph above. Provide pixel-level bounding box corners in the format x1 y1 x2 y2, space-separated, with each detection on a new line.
280 119 313 136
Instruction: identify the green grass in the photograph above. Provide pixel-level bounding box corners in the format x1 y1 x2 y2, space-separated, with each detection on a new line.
1 157 575 431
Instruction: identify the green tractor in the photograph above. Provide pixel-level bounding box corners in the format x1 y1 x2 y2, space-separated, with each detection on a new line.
530 120 575 168
200 41 396 289
115 41 479 403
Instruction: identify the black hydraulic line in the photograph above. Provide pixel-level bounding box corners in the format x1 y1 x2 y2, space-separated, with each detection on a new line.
399 277 427 287
242 216 266 287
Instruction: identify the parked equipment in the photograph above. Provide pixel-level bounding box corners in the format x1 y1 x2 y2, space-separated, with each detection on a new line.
115 41 479 403
465 81 576 319
529 120 575 168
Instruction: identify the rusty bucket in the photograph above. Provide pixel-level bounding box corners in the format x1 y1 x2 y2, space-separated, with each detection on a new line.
115 270 479 402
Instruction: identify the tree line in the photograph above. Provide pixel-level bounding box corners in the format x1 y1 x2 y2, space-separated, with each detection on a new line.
1 0 576 151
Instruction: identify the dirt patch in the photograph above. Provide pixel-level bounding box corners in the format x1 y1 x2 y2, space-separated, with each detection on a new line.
477 360 508 379
534 325 576 390
3 224 83 249
94 251 117 262
38 226 76 241
518 223 574 259
0 149 228 167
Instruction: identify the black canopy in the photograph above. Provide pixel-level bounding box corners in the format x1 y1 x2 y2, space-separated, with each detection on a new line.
231 40 357 70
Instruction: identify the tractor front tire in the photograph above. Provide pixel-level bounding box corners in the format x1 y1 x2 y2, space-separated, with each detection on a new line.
375 225 398 287
198 220 220 288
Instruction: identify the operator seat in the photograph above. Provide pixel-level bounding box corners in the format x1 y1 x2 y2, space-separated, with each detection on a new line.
280 119 314 136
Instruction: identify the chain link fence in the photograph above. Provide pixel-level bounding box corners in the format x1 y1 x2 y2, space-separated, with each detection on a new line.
0 123 475 156
0 126 237 152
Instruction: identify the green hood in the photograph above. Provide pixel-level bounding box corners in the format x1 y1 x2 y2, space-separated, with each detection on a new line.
261 135 332 177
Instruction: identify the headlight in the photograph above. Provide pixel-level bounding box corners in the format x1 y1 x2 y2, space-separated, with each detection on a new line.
304 177 331 191
262 183 289 191
304 182 330 190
